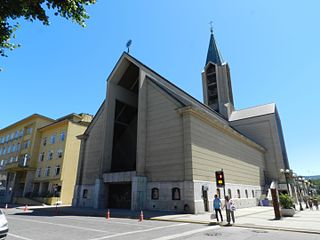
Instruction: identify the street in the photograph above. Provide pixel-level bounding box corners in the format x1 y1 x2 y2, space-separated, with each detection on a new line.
4 208 320 240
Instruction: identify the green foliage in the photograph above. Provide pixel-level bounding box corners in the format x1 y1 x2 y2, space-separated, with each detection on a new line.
0 0 96 57
279 194 294 209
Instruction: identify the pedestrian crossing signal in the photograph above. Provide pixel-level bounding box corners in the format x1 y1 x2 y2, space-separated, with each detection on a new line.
215 171 225 187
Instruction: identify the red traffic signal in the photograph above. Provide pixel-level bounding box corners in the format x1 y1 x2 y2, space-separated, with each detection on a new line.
215 171 225 187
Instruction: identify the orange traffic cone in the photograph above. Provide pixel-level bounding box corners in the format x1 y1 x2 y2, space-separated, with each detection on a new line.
24 205 28 212
106 209 110 220
139 210 144 222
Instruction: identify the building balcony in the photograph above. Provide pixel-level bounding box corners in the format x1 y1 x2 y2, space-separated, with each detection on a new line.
5 155 33 171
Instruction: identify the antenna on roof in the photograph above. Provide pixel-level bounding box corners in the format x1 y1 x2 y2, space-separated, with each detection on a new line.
126 39 132 53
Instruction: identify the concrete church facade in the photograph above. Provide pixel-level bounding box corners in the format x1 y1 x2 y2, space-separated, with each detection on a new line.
72 32 289 214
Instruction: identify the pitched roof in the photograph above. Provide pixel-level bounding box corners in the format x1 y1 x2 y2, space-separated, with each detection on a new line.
206 32 223 66
110 53 265 151
229 103 276 121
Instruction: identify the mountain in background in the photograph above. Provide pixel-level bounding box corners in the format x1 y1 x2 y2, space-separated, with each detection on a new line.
304 175 320 180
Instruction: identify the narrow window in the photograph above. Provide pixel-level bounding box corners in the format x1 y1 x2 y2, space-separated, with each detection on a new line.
45 166 50 176
55 165 61 176
50 134 56 144
83 189 88 199
245 189 248 198
43 137 47 146
252 190 255 198
151 188 159 200
172 188 181 200
237 189 241 198
60 132 65 142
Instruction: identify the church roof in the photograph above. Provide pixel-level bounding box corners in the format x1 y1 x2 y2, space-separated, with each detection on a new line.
206 32 223 66
108 52 265 152
229 103 276 121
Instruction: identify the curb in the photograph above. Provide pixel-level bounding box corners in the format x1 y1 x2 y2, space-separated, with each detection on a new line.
232 224 320 235
150 218 320 235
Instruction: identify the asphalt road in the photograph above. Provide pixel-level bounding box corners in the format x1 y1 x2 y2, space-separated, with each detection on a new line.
4 209 320 240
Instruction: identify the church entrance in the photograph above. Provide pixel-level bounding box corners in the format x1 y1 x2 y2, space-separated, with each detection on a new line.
108 183 132 209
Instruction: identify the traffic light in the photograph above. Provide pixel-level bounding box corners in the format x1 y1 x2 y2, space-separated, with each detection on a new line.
215 171 225 187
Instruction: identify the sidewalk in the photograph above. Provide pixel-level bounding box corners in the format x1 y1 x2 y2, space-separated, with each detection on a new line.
151 206 320 234
5 204 320 234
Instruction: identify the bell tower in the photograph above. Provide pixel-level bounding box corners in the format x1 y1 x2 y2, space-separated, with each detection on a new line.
202 28 234 120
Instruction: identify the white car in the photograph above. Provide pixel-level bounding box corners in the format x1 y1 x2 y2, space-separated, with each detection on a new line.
0 209 8 240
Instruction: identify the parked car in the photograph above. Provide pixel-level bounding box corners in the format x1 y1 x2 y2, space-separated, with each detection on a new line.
0 209 8 240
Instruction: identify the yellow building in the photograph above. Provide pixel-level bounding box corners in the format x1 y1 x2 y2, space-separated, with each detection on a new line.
32 113 92 205
0 113 92 205
0 114 54 203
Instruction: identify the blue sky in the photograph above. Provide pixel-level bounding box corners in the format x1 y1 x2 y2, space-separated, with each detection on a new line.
0 1 319 176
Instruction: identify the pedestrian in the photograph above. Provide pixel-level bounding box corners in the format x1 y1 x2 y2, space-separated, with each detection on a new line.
308 198 313 210
312 198 318 210
223 195 235 225
213 194 223 222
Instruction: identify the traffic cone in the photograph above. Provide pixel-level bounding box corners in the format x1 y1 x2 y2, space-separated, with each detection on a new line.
106 209 110 220
24 205 28 212
139 210 144 222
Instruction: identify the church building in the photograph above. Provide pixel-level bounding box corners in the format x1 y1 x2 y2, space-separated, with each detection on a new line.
72 31 290 213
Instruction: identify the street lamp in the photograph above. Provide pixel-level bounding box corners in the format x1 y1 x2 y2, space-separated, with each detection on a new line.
280 169 291 195
293 173 303 211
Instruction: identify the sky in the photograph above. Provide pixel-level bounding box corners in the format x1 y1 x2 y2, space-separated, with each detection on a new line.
0 1 319 176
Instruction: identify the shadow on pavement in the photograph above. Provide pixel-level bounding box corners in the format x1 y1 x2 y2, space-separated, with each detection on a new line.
10 206 183 220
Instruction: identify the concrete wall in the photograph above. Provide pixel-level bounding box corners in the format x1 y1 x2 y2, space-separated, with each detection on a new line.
145 81 185 181
189 113 266 186
73 104 107 208
230 113 286 183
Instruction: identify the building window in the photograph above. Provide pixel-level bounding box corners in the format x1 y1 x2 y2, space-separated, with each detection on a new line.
172 188 181 200
57 149 63 159
14 131 19 139
12 144 16 153
245 189 248 198
43 137 47 146
3 147 6 155
48 151 53 160
252 190 255 198
237 189 241 198
216 189 221 198
0 148 2 156
39 152 45 162
19 129 24 137
50 134 56 144
5 135 9 142
82 189 88 199
7 145 11 154
60 132 65 142
228 189 232 198
45 166 50 176
17 143 21 151
23 140 30 149
55 165 61 176
10 133 14 141
151 188 159 200
27 127 33 135
36 168 41 177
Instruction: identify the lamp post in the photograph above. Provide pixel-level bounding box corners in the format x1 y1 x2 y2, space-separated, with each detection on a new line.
280 169 291 195
293 173 303 211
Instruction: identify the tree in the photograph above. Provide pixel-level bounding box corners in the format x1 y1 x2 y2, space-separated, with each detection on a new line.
0 0 96 57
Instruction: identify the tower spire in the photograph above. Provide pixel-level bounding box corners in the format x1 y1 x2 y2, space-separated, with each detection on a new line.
206 23 222 66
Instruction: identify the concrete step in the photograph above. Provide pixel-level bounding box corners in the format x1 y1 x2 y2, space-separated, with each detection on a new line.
13 197 44 206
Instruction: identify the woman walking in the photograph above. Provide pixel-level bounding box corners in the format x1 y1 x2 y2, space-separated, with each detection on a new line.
223 196 235 225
